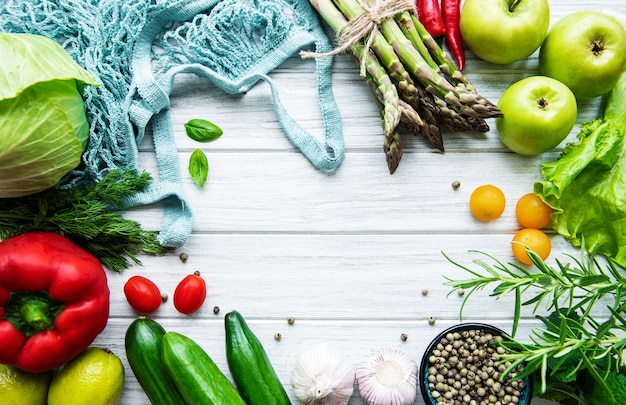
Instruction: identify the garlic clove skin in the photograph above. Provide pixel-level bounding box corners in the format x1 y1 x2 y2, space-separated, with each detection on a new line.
291 343 355 405
355 347 418 405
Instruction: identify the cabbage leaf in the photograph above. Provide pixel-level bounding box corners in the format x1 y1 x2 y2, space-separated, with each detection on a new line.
535 72 626 266
0 33 98 198
0 33 97 100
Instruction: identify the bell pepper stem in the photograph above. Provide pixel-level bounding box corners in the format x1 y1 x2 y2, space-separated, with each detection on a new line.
5 291 64 336
20 298 54 331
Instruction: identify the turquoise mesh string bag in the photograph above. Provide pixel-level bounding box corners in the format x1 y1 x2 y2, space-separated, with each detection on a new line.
0 0 345 247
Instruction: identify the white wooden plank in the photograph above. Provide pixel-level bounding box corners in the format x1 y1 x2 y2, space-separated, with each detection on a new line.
109 233 584 321
157 65 604 153
129 150 559 234
32 1 626 404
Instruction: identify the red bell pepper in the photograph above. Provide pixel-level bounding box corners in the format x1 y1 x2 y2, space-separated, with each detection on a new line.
0 232 110 372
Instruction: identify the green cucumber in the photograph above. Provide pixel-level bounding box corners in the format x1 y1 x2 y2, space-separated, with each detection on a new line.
161 331 246 405
225 310 292 405
124 317 186 405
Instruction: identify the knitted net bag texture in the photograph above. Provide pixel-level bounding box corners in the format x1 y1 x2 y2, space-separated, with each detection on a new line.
0 0 345 246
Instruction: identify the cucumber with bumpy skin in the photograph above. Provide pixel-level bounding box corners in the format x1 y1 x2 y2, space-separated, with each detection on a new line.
225 310 292 405
161 331 246 405
124 317 186 405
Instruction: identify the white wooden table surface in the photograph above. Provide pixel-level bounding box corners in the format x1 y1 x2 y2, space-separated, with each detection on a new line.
93 1 625 403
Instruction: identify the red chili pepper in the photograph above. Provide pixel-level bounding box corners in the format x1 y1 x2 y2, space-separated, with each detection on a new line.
442 0 465 70
415 0 446 38
0 232 110 372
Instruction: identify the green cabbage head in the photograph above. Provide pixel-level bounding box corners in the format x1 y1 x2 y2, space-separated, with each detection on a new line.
0 33 98 197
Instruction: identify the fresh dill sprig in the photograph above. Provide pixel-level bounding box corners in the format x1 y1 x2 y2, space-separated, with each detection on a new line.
0 169 171 272
443 247 626 404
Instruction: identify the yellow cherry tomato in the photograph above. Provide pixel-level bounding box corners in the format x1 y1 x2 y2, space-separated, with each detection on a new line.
469 184 506 221
512 228 551 265
515 193 553 229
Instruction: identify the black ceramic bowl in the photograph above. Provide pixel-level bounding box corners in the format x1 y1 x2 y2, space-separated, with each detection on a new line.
419 323 533 405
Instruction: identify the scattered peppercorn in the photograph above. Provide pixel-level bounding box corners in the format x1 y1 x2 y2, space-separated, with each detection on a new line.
287 316 295 325
452 180 461 190
458 288 466 296
274 332 282 341
428 316 436 325
401 333 408 342
179 252 188 263
161 293 168 302
213 306 220 314
422 288 429 296
426 328 527 404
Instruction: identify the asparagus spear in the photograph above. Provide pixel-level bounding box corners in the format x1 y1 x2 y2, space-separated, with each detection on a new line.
367 38 448 150
415 87 446 150
330 0 501 118
366 78 403 174
357 44 403 137
371 27 484 135
307 0 501 169
363 53 410 173
311 0 428 161
362 35 455 153
356 13 450 150
402 12 474 91
383 131 403 174
397 11 492 136
365 72 404 174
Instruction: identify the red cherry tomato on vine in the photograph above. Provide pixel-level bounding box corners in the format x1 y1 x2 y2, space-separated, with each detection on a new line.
174 271 206 315
124 275 162 314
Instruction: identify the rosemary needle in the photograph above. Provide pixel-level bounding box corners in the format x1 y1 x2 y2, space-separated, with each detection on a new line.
442 247 626 401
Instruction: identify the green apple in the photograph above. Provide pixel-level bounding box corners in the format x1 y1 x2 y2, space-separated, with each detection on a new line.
496 76 577 155
460 0 550 65
539 11 626 100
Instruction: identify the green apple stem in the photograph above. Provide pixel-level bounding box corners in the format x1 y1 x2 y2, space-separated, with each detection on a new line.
507 0 522 12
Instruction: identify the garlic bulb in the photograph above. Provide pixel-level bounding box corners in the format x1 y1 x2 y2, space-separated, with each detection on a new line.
291 344 355 405
355 347 418 405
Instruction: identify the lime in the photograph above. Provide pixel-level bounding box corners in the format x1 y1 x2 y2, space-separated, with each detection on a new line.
0 363 52 405
48 347 125 405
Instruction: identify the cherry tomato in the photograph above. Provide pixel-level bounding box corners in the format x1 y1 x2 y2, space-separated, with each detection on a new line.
173 271 206 315
512 228 551 265
469 184 506 221
124 275 162 314
515 193 553 229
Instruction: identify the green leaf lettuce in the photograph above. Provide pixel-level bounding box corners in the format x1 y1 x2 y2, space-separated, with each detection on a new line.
534 72 626 266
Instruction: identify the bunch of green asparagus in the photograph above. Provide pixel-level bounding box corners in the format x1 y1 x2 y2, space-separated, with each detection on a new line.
306 0 502 173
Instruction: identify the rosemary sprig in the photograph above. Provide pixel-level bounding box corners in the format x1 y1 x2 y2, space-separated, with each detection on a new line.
0 169 171 272
443 246 626 403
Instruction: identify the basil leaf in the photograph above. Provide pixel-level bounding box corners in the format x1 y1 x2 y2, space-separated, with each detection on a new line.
189 149 209 188
184 119 223 142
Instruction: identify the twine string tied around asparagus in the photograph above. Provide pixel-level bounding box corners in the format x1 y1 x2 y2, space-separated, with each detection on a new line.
301 0 414 76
